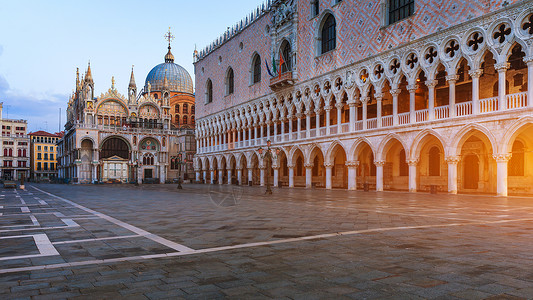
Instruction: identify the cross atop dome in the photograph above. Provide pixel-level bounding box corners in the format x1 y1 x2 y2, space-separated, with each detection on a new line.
164 27 175 63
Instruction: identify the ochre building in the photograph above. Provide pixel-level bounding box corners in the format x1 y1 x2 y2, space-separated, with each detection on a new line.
194 0 533 196
58 39 196 184
29 131 61 181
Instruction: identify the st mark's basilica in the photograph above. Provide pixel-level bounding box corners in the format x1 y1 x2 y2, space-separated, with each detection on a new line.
58 31 196 183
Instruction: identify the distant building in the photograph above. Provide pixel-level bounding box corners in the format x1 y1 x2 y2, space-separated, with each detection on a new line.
0 102 30 180
58 31 196 184
28 131 61 181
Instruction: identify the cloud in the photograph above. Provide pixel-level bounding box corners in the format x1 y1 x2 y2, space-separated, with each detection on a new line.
0 75 67 132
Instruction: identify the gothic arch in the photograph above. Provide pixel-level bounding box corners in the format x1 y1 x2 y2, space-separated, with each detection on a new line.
449 123 497 157
349 137 376 161
501 116 533 154
325 140 347 165
410 129 448 159
377 133 409 161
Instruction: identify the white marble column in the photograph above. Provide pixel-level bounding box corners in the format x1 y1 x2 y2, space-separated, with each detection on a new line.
260 167 265 186
305 164 313 188
315 109 321 135
236 168 242 185
348 102 356 131
375 160 385 191
447 75 458 117
527 58 533 107
210 169 215 184
325 106 331 135
361 97 368 130
202 170 207 183
288 117 293 141
273 167 279 187
248 168 253 185
218 170 224 185
346 161 359 190
408 159 419 192
446 157 460 194
280 120 285 141
391 89 400 126
336 103 342 132
426 81 436 120
92 164 98 182
195 170 201 182
267 122 271 141
469 70 482 114
288 166 294 188
494 154 511 197
375 94 382 128
496 63 509 111
407 84 417 123
325 163 333 190
227 169 232 184
296 114 301 139
306 112 311 137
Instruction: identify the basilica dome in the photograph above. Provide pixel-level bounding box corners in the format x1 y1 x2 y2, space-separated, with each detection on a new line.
145 47 194 95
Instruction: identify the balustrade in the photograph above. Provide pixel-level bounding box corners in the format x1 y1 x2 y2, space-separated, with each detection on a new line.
415 109 428 122
367 118 377 129
381 115 393 127
434 105 449 120
355 120 363 131
341 123 350 133
455 102 472 117
479 97 498 113
398 112 410 125
330 127 338 134
507 92 527 109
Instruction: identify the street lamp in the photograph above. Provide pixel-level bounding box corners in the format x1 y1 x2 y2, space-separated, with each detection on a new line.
258 140 279 195
175 152 184 189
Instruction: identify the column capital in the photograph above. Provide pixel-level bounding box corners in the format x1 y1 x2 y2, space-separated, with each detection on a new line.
287 164 295 169
374 160 386 167
209 167 216 171
360 96 370 104
524 56 533 65
347 101 357 107
324 106 332 111
335 102 344 109
345 161 360 168
425 80 437 88
468 69 483 79
495 62 510 72
295 112 303 118
390 88 401 96
314 108 322 114
407 159 419 166
445 75 459 83
407 84 419 92
194 168 201 172
304 163 314 168
445 156 461 164
493 153 512 163
324 163 334 169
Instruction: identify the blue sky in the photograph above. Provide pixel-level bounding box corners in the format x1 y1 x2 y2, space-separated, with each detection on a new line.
0 0 263 132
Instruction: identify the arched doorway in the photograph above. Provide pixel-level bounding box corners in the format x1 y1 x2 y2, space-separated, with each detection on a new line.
414 134 447 192
310 146 325 187
457 132 495 193
278 150 289 187
382 138 408 191
250 153 260 185
330 144 347 189
355 142 375 190
292 148 305 187
100 137 130 183
239 155 248 185
463 154 479 189
506 122 533 195
80 139 94 183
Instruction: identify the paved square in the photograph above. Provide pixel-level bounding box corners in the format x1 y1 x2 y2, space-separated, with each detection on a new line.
1 183 533 299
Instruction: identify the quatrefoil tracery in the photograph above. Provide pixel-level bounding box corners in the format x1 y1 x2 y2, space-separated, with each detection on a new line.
467 32 484 51
445 40 460 58
425 47 438 64
493 23 511 44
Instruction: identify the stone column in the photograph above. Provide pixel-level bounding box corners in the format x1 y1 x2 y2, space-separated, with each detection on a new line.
375 160 386 191
267 122 271 141
391 88 400 126
296 114 301 139
306 112 311 137
195 169 201 182
315 109 321 135
425 80 436 120
494 154 511 197
305 163 313 188
280 119 285 141
361 96 368 130
202 169 207 183
210 169 215 184
289 117 294 140
346 161 359 190
375 93 382 128
408 159 419 192
469 70 482 114
236 168 242 185
259 166 265 186
446 75 458 117
92 164 98 182
407 84 418 123
248 168 253 185
288 166 295 187
348 101 356 131
273 166 279 187
237 130 242 147
218 170 224 185
325 163 333 190
227 169 232 184
445 156 460 194
325 106 332 135
496 63 509 111
336 103 343 132
527 57 533 107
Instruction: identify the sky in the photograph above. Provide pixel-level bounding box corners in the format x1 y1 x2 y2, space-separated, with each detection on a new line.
0 0 263 132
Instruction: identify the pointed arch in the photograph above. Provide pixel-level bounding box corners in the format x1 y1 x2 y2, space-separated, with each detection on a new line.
377 133 409 161
449 123 497 157
410 129 448 159
325 140 347 165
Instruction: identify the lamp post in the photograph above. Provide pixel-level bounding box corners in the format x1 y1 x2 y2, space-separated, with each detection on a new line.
258 140 279 195
175 152 184 189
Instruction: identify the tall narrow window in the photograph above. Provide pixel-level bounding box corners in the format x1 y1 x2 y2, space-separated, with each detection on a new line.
280 41 292 73
321 14 336 54
226 68 234 95
399 149 408 176
175 104 180 113
428 146 440 176
206 79 213 103
183 103 189 114
312 0 319 17
388 0 415 25
191 105 195 114
175 115 180 125
183 115 188 125
252 54 261 84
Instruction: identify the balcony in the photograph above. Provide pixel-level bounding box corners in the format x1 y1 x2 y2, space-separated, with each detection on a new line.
269 72 295 91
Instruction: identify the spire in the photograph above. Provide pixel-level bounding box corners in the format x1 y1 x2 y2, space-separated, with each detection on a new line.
85 61 93 84
76 68 80 88
129 65 136 88
164 27 175 63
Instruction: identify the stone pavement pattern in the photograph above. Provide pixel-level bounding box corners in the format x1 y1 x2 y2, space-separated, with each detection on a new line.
1 183 533 299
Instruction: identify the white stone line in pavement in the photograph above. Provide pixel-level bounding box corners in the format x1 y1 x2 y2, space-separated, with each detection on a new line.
52 235 142 245
53 212 66 218
20 207 30 213
0 234 59 261
69 217 102 220
61 219 79 226
19 198 25 204
30 215 40 226
31 186 194 253
0 223 79 233
38 200 47 205
2 216 533 275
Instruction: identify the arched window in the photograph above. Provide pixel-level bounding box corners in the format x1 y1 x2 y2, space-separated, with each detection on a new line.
280 41 291 73
183 103 189 114
154 94 158 99
183 115 188 125
8 148 12 157
175 115 180 125
206 79 213 104
175 104 179 113
191 116 195 124
509 140 525 176
191 105 195 114
226 68 234 95
321 14 336 54
428 147 440 176
252 54 261 84
399 149 408 176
